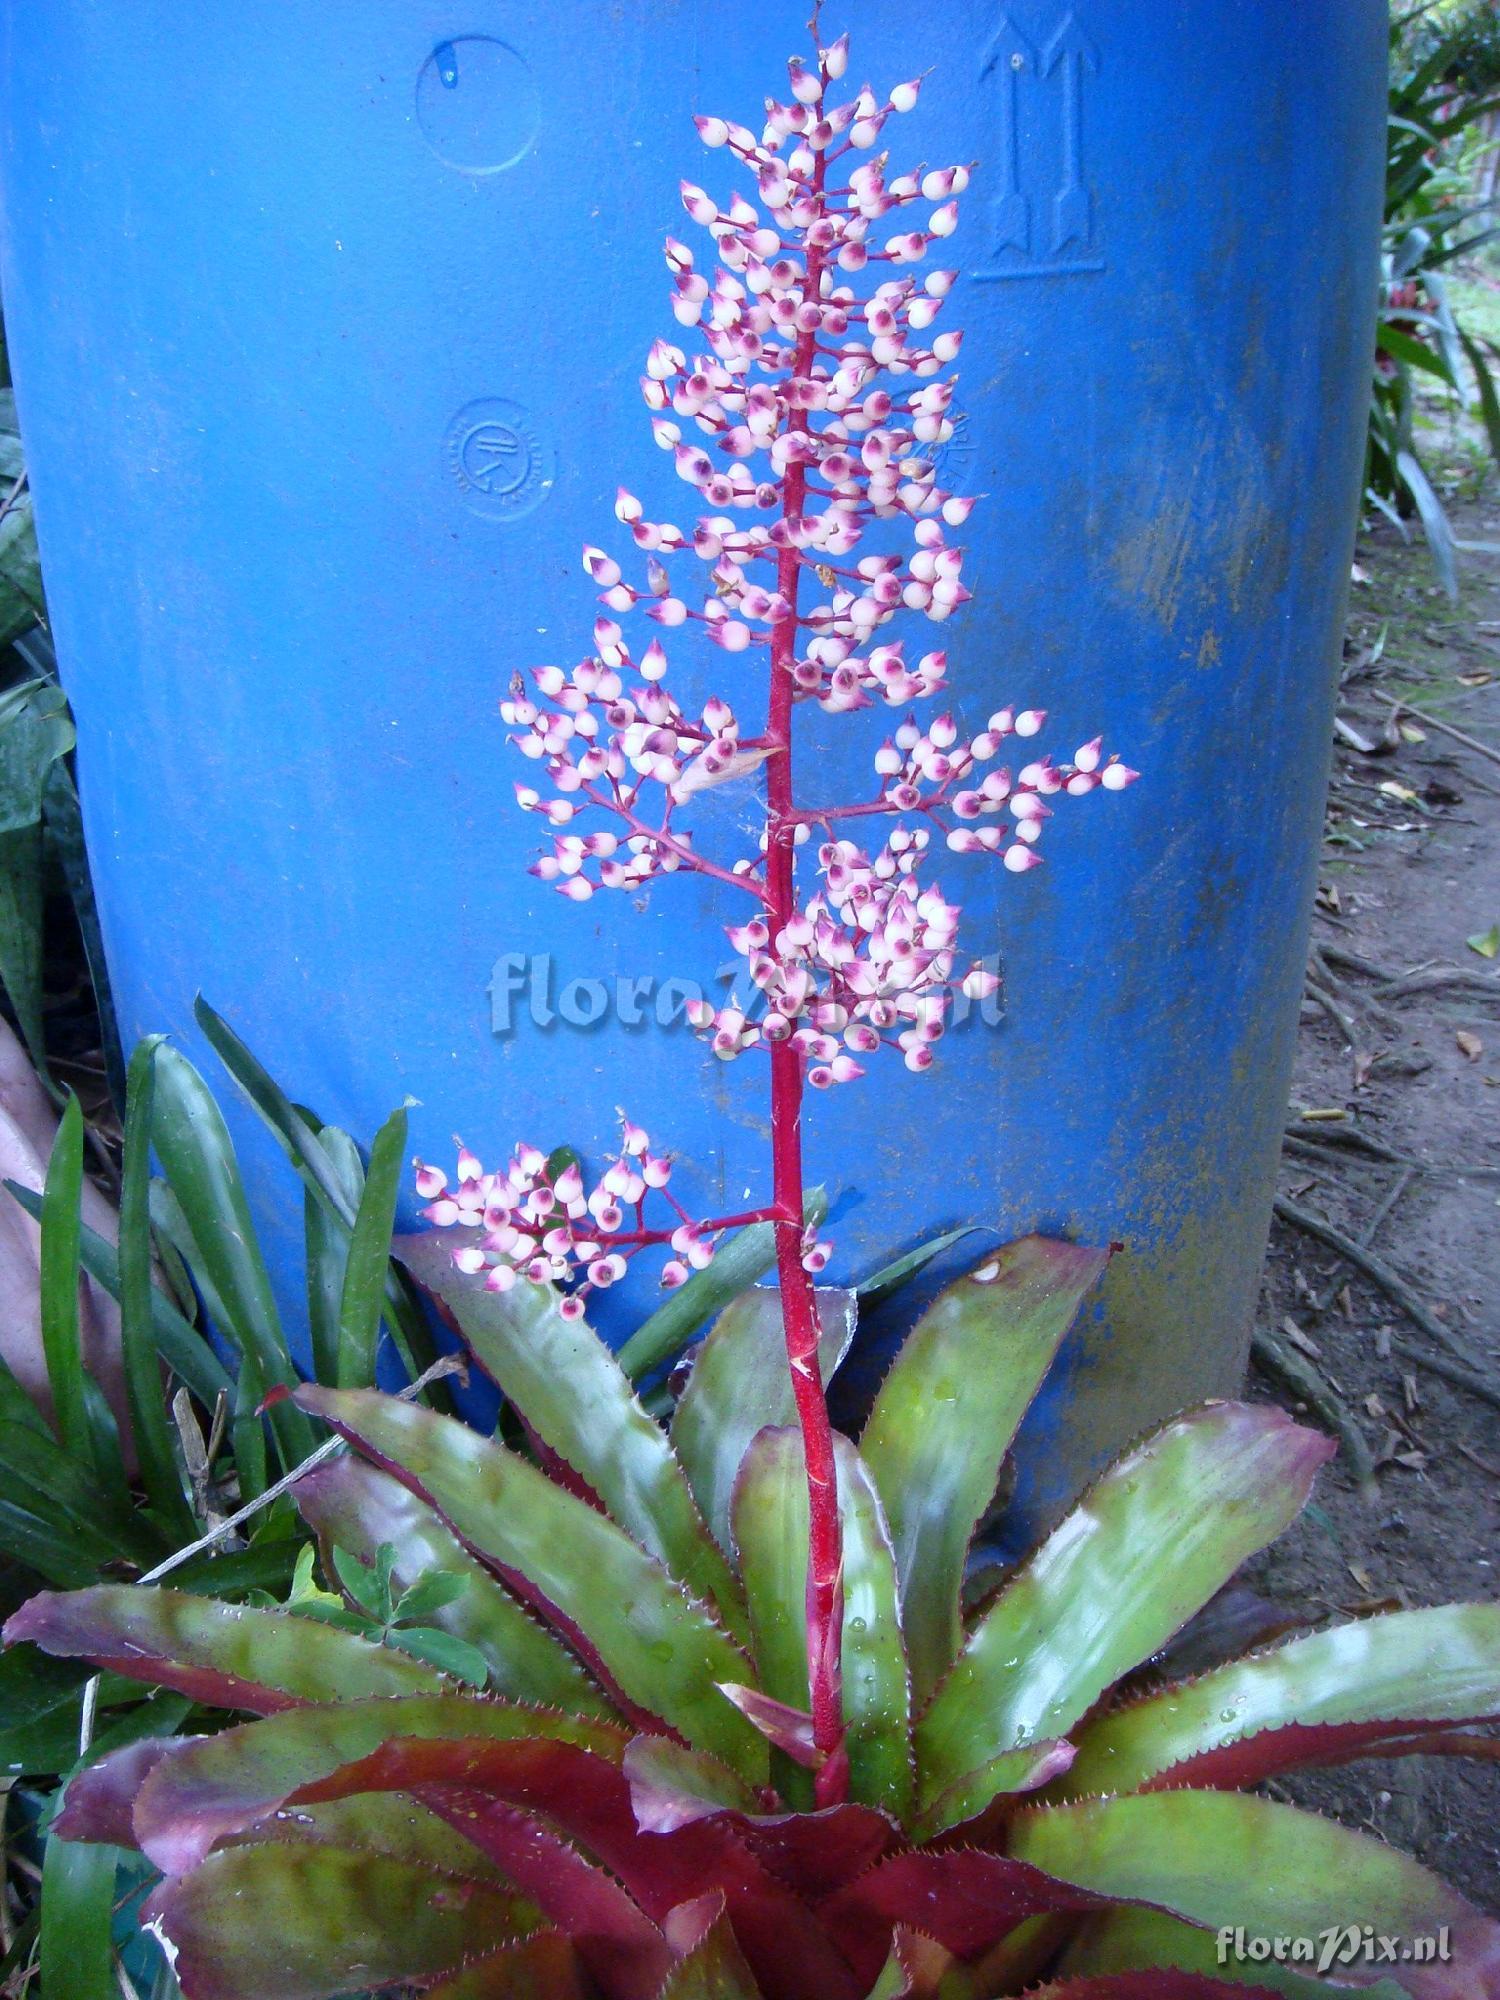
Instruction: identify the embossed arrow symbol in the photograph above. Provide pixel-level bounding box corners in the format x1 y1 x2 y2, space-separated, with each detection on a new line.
1042 11 1098 253
979 12 1035 256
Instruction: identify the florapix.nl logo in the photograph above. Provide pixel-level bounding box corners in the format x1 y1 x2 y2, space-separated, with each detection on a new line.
487 951 1007 1037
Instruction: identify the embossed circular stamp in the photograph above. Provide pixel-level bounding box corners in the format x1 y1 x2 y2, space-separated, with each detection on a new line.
416 36 539 174
444 399 554 522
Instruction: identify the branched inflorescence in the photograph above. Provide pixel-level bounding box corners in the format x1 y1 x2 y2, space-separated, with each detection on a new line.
419 20 1136 1802
499 34 1134 1097
415 1123 830 1310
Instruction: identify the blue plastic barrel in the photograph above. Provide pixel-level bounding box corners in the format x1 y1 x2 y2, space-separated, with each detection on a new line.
0 2 1385 1525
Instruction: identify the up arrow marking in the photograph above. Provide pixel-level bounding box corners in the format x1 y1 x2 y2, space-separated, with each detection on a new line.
979 13 1036 255
1042 11 1099 253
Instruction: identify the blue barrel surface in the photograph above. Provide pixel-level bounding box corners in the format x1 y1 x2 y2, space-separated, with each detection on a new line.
0 2 1386 1524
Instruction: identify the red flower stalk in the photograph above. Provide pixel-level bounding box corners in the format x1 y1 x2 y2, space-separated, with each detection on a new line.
421 14 1137 1802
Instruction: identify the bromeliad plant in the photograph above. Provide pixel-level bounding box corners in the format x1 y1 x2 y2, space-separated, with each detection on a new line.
9 1246 1500 1999
7 20 1500 2000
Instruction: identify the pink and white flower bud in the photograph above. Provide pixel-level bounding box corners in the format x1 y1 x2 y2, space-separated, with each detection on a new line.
1003 844 1042 873
1102 761 1140 790
680 181 717 224
1014 709 1045 737
694 115 729 148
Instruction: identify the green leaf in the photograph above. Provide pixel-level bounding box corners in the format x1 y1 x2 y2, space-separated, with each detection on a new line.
730 1427 911 1818
5 1584 450 1710
1459 331 1500 468
0 676 72 1071
617 1188 829 1380
131 1692 625 1876
0 500 44 652
914 1404 1333 1830
221 1793 513 1879
39 1835 117 2000
855 1227 985 1308
731 1426 818 1720
399 1233 748 1644
1011 1793 1500 1997
191 999 442 1394
146 1845 544 2000
1376 320 1457 383
1060 1907 1415 2000
305 1126 363 1385
332 1541 395 1623
0 825 46 1076
386 1626 492 1687
393 1568 469 1625
659 1905 764 2000
149 1045 313 1467
120 1039 196 1535
293 1453 613 1716
297 1383 765 1778
424 1934 594 2000
1061 1601 1500 1796
0 1410 158 1572
6 1182 235 1409
0 1646 92 1777
670 1285 856 1554
622 1734 761 1830
39 1092 89 1459
1466 923 1500 960
336 1103 408 1386
1396 446 1459 599
861 1237 1109 1704
835 1437 915 1821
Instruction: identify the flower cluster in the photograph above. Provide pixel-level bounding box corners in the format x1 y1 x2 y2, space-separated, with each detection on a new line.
691 827 980 1081
498 41 1135 1066
415 1121 831 1307
435 24 1137 1303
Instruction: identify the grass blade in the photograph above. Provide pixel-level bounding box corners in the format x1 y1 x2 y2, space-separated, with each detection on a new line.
337 1103 409 1387
149 1045 314 1469
5 1186 235 1410
306 1126 363 1385
38 1093 88 1459
120 1039 195 1536
39 1835 117 2000
193 999 444 1398
1395 448 1458 600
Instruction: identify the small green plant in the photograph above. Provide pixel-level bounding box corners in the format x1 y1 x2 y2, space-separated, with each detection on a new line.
1370 8 1500 593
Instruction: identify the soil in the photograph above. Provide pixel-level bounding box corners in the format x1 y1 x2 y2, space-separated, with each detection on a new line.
1243 496 1500 1913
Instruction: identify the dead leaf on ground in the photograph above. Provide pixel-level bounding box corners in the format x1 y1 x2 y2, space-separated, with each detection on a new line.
1281 1315 1321 1358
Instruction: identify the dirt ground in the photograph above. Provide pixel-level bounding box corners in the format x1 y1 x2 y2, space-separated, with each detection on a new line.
1243 496 1500 1911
